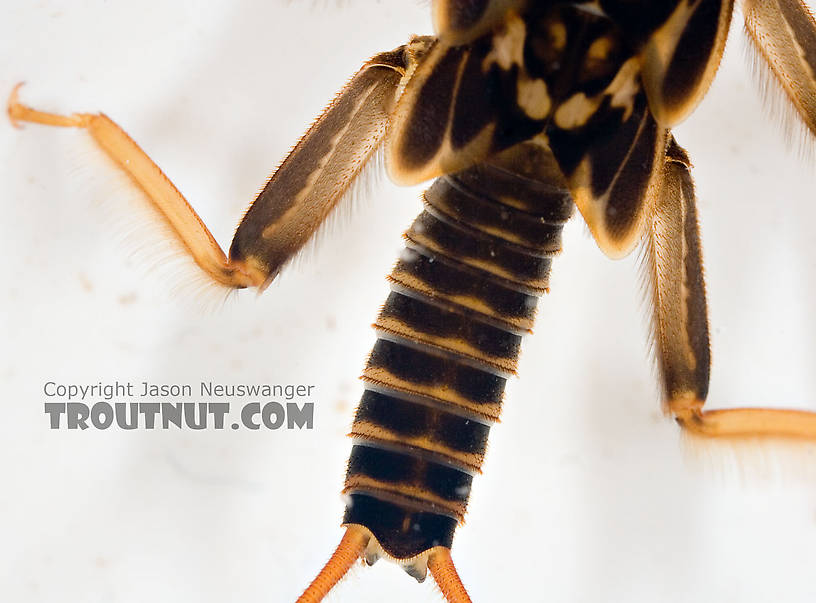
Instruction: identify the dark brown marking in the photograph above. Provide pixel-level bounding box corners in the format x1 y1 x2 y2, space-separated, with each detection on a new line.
345 445 473 512
451 46 496 150
376 292 521 373
397 46 465 171
353 389 491 469
365 339 507 409
343 493 457 559
599 109 663 238
440 0 491 35
389 247 540 332
425 180 565 253
660 0 723 116
230 50 406 282
406 211 554 292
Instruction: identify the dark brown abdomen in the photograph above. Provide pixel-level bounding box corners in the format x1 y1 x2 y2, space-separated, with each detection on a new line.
343 142 573 559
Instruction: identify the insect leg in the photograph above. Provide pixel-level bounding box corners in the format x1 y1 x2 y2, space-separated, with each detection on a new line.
743 0 816 138
228 39 434 287
7 83 260 289
6 38 434 291
646 136 816 438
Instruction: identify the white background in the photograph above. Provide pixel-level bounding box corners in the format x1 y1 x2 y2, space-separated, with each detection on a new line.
2 2 816 602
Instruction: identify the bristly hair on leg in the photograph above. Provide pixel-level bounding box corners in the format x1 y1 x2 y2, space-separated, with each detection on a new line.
275 145 390 283
64 129 238 315
742 2 816 168
635 227 667 413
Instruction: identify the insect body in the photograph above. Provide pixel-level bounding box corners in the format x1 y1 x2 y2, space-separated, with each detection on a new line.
7 1 816 601
344 141 573 577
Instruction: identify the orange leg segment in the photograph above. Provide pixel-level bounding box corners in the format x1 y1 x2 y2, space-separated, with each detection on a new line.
646 139 816 443
673 404 816 440
7 83 264 289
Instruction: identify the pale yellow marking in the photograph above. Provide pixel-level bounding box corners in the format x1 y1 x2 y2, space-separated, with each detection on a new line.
496 194 539 211
350 420 485 472
548 21 568 51
242 255 273 285
387 272 534 332
606 57 642 122
643 0 703 88
570 159 601 245
353 524 439 580
343 475 468 520
482 12 527 71
482 12 553 121
677 172 696 371
587 36 613 61
361 368 503 422
516 77 552 119
583 35 617 81
375 317 517 374
353 525 464 590
261 79 383 241
554 92 602 129
553 57 640 130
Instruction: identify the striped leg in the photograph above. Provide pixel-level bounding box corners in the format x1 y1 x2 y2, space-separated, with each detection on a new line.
645 137 816 438
6 42 417 291
743 0 816 138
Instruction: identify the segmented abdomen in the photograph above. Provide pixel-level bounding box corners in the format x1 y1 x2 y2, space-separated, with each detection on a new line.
343 143 573 559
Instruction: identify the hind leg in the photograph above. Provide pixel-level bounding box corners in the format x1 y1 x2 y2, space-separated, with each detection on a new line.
645 137 816 438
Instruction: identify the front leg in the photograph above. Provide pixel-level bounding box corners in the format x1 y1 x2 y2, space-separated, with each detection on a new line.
645 137 816 438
